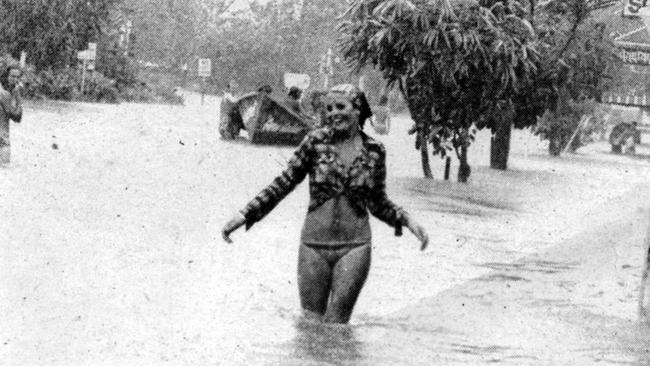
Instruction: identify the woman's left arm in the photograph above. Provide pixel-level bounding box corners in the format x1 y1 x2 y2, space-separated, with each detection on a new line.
367 145 429 250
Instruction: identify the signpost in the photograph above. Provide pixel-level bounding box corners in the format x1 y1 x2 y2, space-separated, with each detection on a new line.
19 52 26 68
319 48 334 89
77 42 97 94
198 58 212 105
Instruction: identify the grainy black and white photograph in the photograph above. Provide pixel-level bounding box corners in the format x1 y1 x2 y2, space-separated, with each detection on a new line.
2 0 650 365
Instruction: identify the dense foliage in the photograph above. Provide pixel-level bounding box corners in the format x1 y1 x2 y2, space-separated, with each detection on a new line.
0 0 186 103
535 97 609 155
519 0 620 155
0 0 119 70
339 0 539 181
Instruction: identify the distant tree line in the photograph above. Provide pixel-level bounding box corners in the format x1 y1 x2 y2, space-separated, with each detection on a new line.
0 0 118 70
0 0 353 102
0 0 625 170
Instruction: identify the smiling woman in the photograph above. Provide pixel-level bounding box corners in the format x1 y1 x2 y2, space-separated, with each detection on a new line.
221 84 429 324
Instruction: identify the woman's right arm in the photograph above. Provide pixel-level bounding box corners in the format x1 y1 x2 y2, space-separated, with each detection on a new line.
237 134 314 230
222 135 314 242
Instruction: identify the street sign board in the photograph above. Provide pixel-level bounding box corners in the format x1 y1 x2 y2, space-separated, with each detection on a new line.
283 73 311 90
198 58 212 77
77 49 96 61
624 0 650 17
619 48 650 65
88 42 97 60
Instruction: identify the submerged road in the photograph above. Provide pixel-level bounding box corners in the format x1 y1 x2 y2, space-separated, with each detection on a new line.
1 96 649 365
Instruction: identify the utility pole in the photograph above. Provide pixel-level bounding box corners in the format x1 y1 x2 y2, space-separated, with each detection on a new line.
322 48 333 89
198 58 212 105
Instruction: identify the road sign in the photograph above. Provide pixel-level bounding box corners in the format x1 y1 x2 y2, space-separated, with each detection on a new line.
283 73 311 90
198 58 212 78
88 42 97 60
77 43 97 61
623 0 650 18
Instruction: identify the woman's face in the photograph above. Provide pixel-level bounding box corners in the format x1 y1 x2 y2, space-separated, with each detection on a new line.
323 93 360 136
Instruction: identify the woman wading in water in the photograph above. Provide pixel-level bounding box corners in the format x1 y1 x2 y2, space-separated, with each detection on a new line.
222 85 429 324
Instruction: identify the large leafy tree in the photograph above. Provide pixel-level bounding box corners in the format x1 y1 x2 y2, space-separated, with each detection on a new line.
339 0 538 182
503 0 621 158
202 0 349 91
123 0 237 69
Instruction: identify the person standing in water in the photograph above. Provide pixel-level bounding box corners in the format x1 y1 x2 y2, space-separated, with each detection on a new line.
0 64 23 167
285 86 303 115
222 84 429 324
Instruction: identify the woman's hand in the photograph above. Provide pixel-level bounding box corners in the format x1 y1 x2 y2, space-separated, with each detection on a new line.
405 215 429 251
222 212 246 243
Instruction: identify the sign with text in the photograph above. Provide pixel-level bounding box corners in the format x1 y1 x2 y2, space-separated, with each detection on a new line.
619 48 650 65
283 73 311 90
77 42 97 61
77 50 92 60
198 58 212 77
624 0 650 17
88 43 97 59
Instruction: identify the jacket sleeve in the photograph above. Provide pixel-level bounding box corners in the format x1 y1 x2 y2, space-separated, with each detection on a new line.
367 144 408 236
240 134 313 230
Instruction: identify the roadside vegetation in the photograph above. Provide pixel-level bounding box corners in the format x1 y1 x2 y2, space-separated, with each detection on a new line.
0 0 635 168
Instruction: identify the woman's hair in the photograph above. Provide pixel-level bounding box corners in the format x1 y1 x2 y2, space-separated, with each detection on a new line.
354 91 372 128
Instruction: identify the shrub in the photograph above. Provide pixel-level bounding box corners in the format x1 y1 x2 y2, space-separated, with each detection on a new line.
83 72 119 103
22 67 120 103
23 68 80 101
2 53 183 105
535 98 608 155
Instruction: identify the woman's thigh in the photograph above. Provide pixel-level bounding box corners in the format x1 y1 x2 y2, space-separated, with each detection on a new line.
297 244 332 315
324 244 371 323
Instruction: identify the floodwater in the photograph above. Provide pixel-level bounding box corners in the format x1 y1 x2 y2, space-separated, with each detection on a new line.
2 93 650 365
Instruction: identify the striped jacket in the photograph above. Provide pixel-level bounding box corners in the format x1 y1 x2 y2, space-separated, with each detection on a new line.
241 128 406 236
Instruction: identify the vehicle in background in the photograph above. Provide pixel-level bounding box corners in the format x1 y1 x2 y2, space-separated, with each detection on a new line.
219 90 316 145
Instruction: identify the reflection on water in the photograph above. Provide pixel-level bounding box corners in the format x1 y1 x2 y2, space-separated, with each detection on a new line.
290 318 365 364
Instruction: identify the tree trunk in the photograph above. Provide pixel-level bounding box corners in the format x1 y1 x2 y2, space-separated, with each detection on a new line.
458 145 471 183
548 135 562 156
419 129 433 179
490 118 512 170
